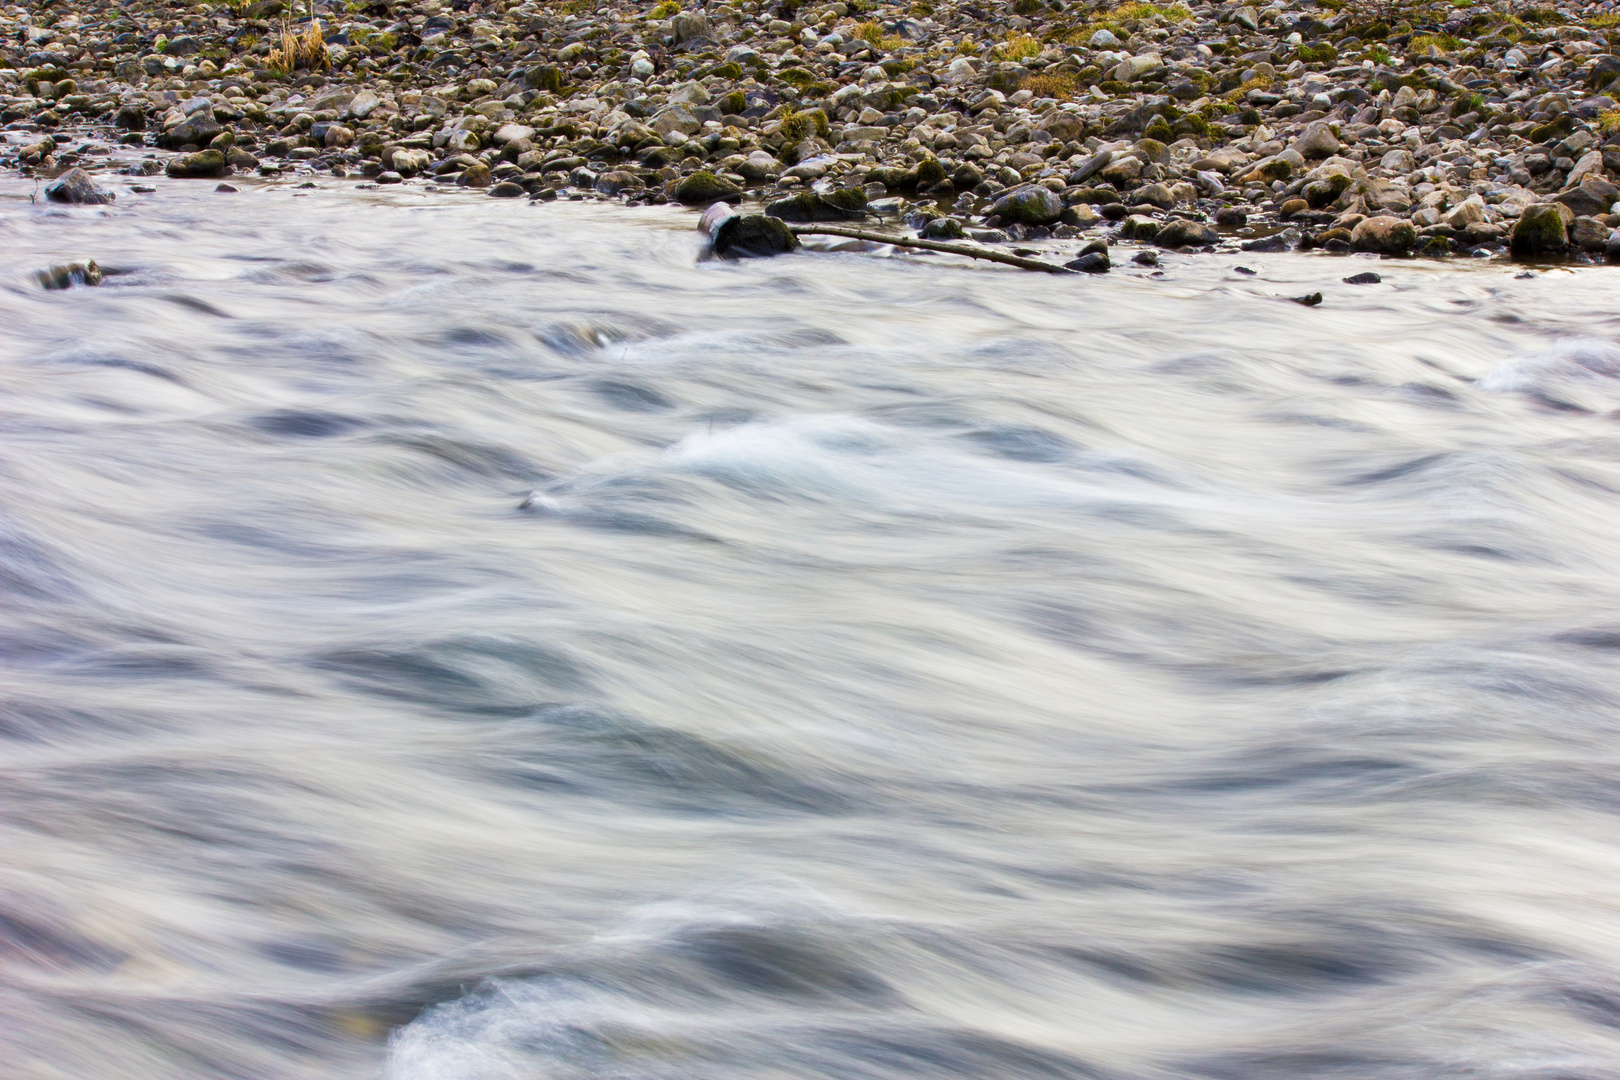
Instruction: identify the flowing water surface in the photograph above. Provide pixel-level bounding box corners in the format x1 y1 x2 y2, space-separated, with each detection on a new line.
6 180 1620 1080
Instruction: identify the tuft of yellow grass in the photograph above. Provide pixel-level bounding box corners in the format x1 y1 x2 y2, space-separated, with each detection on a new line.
1108 1 1190 22
267 19 331 76
854 20 904 51
1022 71 1076 98
994 31 1041 60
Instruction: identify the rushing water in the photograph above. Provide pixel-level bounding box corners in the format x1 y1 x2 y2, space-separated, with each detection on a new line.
6 178 1620 1080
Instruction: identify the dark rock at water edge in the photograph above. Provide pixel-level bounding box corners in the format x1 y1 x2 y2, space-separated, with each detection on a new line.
670 170 741 205
157 110 223 151
46 167 114 205
712 214 799 258
990 185 1062 227
166 150 229 179
1351 216 1417 256
766 188 867 222
1511 204 1573 259
37 260 102 290
1155 219 1217 248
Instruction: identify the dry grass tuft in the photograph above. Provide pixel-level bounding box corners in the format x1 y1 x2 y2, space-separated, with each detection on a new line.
854 20 904 51
266 20 331 76
1022 71 1076 98
994 31 1041 60
1108 1 1190 22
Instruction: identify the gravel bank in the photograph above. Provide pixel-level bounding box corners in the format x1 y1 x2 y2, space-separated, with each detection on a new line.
9 0 1620 263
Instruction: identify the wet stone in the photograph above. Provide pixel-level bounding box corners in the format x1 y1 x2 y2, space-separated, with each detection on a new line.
46 167 114 205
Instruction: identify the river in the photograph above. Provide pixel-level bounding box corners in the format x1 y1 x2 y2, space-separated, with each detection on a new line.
5 180 1620 1080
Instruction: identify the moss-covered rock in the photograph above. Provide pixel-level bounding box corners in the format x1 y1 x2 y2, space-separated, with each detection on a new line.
1142 116 1174 143
1510 202 1572 258
765 188 868 221
712 214 800 257
914 156 947 189
670 170 743 204
526 64 565 92
165 149 228 178
1302 172 1353 208
990 185 1063 226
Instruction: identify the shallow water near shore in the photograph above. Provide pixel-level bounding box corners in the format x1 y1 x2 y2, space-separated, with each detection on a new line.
6 179 1620 1080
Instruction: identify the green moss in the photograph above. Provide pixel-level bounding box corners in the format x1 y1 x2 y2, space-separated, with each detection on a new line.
1173 113 1210 136
1510 203 1569 258
671 169 743 204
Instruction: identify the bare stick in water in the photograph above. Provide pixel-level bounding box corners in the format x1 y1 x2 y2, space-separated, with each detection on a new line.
785 225 1075 274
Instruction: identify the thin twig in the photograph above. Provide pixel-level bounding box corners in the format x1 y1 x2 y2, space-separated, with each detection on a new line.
786 224 1075 274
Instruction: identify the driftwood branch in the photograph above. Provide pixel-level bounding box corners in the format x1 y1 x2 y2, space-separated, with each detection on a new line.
786 224 1074 274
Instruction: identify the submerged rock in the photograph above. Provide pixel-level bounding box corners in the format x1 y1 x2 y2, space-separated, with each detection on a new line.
712 214 800 258
37 260 102 290
45 168 114 205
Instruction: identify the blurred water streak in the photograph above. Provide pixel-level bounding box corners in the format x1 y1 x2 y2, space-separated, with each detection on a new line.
4 183 1620 1080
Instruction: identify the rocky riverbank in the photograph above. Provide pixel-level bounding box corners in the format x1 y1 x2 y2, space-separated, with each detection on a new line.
8 0 1620 265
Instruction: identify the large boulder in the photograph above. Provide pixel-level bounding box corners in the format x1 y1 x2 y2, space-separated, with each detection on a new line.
1510 203 1573 258
1552 179 1618 219
45 167 114 205
1289 120 1341 159
165 150 229 178
1154 219 1219 247
990 185 1063 226
671 11 709 42
1570 215 1609 252
492 123 535 146
1111 52 1162 82
651 103 702 137
712 214 800 258
158 109 222 150
670 170 742 205
735 150 781 182
765 188 868 222
1351 215 1417 255
347 90 382 120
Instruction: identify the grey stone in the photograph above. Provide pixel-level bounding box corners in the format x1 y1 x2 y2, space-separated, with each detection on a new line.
1351 215 1417 254
990 185 1063 226
45 167 114 205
